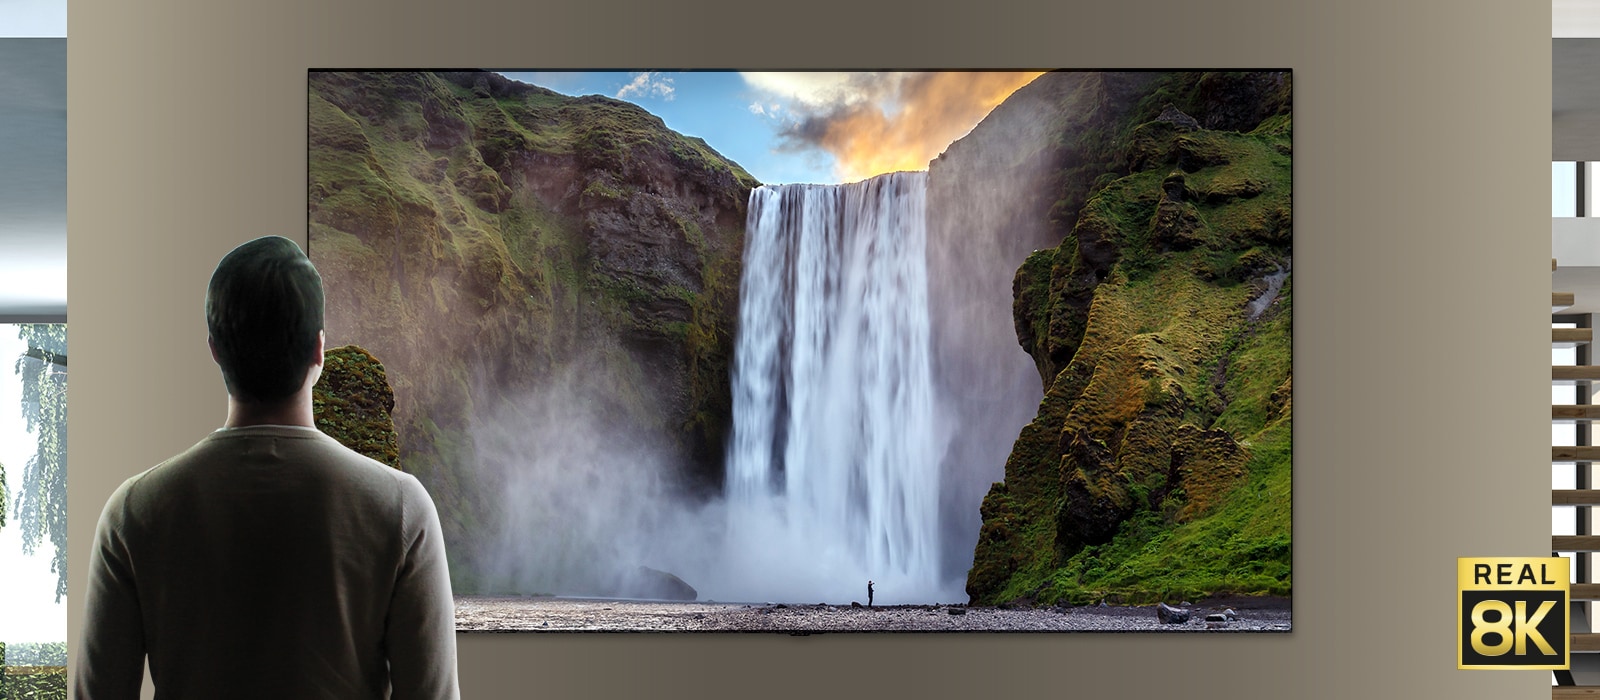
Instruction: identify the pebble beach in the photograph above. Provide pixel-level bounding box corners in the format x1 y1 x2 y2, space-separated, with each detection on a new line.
455 595 1291 633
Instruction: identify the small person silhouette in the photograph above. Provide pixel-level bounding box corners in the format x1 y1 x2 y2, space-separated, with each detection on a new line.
868 580 875 608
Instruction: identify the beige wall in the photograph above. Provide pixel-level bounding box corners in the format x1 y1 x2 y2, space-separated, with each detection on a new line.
67 1 1549 697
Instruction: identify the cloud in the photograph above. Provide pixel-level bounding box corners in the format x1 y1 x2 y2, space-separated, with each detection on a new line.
741 71 1044 182
741 72 880 108
748 102 767 116
616 72 676 101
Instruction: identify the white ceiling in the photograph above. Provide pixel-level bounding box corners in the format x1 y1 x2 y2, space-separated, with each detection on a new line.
0 38 65 319
1559 1 1600 37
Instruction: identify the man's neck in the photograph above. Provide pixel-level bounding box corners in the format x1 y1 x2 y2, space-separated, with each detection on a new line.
224 393 315 429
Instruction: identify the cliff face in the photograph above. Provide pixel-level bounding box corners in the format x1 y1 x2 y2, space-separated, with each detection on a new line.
307 72 755 588
965 72 1292 605
926 72 1160 587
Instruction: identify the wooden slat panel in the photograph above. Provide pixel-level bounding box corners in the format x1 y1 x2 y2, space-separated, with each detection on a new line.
1555 366 1600 384
1555 490 1600 505
1554 535 1600 551
1557 328 1593 346
1555 446 1600 462
1555 687 1600 697
1556 405 1600 422
1558 292 1578 308
1561 581 1600 597
1576 634 1600 652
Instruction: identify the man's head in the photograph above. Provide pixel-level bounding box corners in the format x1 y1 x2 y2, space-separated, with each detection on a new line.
206 236 325 403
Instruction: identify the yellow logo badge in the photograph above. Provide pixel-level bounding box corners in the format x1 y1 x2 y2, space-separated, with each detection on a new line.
1458 557 1570 670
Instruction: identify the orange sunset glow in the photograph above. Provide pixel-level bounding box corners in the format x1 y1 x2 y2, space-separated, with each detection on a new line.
813 72 1044 182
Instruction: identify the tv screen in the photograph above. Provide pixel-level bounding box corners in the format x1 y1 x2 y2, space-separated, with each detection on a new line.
308 70 1292 632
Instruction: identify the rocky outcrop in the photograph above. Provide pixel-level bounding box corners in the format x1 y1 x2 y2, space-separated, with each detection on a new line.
624 566 698 601
966 72 1293 606
308 72 756 589
312 344 401 468
1156 602 1191 624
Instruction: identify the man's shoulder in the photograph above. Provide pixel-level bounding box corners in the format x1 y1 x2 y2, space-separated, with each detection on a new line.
120 426 426 510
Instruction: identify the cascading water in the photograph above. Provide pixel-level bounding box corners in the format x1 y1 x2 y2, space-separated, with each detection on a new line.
719 171 947 604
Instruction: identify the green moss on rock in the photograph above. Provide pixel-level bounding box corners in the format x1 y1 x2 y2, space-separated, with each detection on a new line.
313 345 401 469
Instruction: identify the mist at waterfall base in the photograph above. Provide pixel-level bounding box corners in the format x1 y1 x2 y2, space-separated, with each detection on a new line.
475 171 1039 606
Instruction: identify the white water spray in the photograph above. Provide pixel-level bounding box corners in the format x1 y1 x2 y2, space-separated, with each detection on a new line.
718 172 948 604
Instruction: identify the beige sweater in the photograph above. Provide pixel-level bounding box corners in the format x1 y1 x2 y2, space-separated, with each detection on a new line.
76 425 459 699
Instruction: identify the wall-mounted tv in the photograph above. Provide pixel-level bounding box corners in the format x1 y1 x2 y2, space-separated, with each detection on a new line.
308 69 1292 632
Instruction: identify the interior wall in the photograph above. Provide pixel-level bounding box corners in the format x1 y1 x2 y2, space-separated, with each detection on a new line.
67 1 1549 698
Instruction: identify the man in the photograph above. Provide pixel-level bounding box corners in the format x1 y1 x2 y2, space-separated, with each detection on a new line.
868 580 874 608
77 236 459 699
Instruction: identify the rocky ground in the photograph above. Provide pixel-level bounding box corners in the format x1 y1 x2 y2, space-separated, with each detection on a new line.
454 595 1291 633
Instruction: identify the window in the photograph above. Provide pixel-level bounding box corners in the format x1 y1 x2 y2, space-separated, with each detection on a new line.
1557 161 1579 217
0 324 67 697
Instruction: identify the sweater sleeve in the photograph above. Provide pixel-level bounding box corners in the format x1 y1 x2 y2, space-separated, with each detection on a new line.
74 478 147 700
385 474 460 700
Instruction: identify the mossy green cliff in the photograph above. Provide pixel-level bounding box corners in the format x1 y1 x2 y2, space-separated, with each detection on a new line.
966 72 1292 606
308 72 755 589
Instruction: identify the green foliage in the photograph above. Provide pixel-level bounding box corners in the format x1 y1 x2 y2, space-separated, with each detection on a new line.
1043 420 1292 604
2 670 68 700
1212 282 1292 436
1085 170 1163 278
1 642 68 700
4 642 65 666
12 324 66 603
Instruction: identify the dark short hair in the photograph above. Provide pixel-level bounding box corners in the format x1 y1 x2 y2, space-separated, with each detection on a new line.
206 236 324 402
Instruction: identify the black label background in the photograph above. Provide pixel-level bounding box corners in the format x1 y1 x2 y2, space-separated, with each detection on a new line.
1461 590 1567 666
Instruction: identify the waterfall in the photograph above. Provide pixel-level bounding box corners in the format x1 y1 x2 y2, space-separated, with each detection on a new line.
720 171 945 604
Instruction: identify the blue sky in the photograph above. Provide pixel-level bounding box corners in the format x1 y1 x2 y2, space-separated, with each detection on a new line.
495 71 1042 186
499 71 840 185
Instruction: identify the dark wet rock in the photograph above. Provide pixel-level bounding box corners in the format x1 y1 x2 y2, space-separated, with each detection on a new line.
1056 428 1126 546
626 566 697 601
1191 71 1291 132
1156 602 1191 624
1156 104 1201 131
1152 172 1207 250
